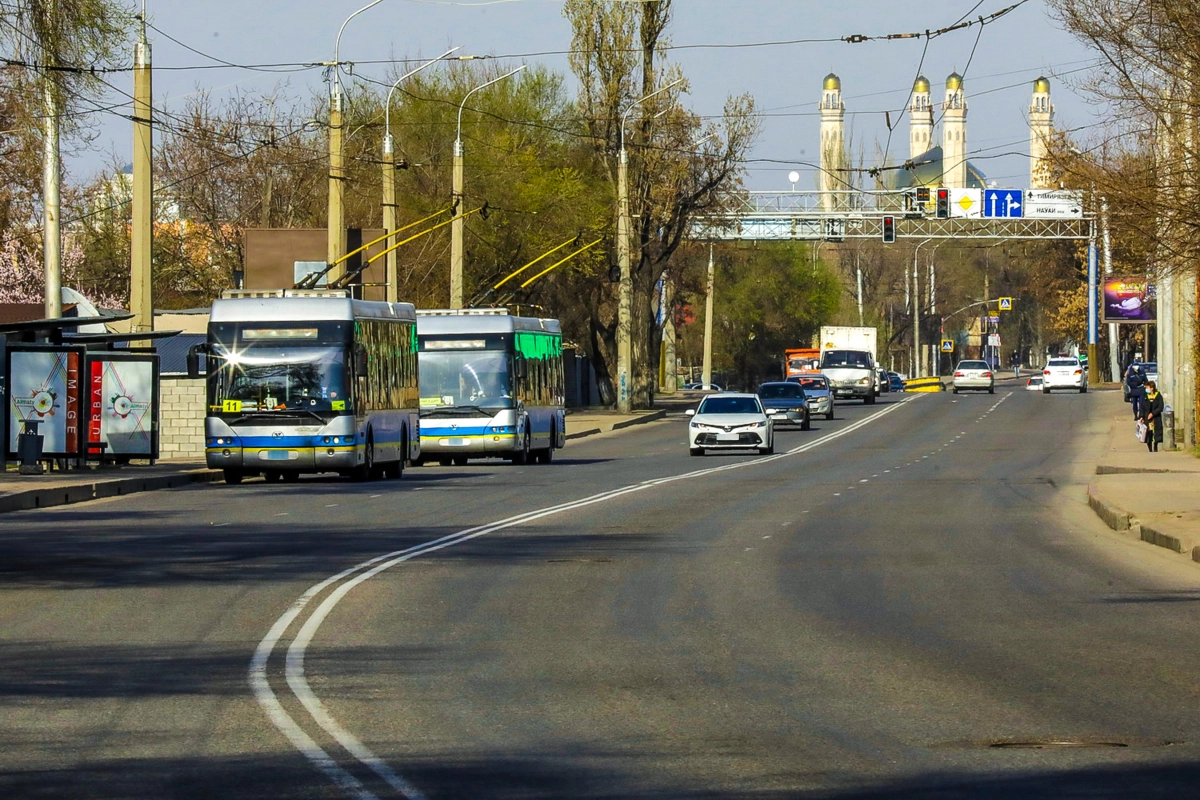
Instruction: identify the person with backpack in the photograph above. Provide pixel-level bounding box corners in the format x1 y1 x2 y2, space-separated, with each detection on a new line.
1126 364 1146 419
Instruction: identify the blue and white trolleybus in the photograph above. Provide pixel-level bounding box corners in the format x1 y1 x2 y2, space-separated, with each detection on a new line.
192 289 420 484
416 309 565 465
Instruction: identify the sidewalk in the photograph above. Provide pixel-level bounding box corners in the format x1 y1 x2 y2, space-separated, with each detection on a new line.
0 407 672 515
1086 390 1200 564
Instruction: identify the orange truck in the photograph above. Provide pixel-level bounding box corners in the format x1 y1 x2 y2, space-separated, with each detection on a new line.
784 347 821 378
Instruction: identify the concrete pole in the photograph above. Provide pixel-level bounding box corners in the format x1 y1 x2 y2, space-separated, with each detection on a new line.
130 31 153 333
327 86 346 279
912 242 923 378
1087 217 1100 385
617 146 632 410
42 76 61 319
450 140 464 308
701 243 715 386
1102 197 1118 382
856 251 863 327
662 275 677 393
382 133 397 303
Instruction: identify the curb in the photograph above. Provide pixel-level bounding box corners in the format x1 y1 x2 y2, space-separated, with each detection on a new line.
1087 484 1131 531
0 469 224 515
565 409 668 441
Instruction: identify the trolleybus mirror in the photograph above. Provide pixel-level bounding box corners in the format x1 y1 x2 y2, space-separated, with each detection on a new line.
187 344 204 380
354 344 369 375
513 357 527 380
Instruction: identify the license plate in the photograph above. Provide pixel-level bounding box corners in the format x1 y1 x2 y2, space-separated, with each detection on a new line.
716 433 739 442
266 450 290 460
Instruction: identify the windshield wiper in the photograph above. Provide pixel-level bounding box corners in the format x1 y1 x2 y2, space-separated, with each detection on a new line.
421 404 486 417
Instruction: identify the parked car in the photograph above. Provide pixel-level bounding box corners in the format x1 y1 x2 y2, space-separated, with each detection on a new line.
756 382 811 431
1043 357 1088 393
686 393 773 456
786 374 834 420
1143 362 1158 384
952 360 995 394
683 383 723 392
1025 375 1044 391
887 372 905 392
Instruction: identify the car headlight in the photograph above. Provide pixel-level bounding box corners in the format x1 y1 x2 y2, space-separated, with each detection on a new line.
858 378 870 385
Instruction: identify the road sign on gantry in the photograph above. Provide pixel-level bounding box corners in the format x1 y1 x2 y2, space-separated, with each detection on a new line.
941 339 954 353
984 189 1023 218
1025 189 1084 219
998 297 1013 311
949 189 983 219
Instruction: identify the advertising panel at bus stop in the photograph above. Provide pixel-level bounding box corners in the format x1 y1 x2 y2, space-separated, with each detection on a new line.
5 344 86 459
1102 276 1156 323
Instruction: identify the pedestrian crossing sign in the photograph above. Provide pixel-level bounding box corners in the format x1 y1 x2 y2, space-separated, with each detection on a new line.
941 339 954 353
998 297 1013 311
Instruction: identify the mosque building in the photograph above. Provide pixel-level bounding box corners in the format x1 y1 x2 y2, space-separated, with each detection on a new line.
816 73 1056 193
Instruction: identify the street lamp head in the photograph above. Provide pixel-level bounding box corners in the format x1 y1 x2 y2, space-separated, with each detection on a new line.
385 46 462 143
456 64 528 147
620 77 686 153
333 0 384 94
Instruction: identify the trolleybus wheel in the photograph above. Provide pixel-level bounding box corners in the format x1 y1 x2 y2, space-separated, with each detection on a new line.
354 437 376 482
512 430 531 465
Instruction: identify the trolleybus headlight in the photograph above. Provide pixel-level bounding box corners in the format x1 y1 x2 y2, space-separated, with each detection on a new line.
323 436 332 444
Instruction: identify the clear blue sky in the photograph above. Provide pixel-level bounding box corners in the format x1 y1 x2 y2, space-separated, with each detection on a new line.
83 0 1099 191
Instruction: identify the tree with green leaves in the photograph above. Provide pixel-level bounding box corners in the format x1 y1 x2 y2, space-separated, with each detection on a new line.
564 0 759 406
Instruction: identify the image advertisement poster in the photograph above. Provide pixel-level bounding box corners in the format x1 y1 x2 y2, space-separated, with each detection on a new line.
6 347 83 458
87 355 159 457
1102 276 1157 323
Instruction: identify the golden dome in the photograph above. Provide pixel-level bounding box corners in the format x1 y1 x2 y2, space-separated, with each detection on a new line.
946 71 963 90
913 75 930 93
1033 76 1051 93
823 73 841 91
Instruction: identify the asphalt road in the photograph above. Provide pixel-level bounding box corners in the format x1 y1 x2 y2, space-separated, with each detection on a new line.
2 386 1200 799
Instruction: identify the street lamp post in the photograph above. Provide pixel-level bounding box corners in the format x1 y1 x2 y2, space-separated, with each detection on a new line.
616 77 684 412
382 47 460 303
328 1 383 281
451 65 526 309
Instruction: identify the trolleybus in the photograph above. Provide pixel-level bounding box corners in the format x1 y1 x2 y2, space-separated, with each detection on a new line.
190 289 420 484
416 309 565 465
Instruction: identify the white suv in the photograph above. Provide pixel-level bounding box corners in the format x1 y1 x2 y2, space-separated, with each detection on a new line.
1042 357 1087 393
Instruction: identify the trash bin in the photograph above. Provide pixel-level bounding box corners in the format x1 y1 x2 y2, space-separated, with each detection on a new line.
1164 405 1175 450
17 418 44 475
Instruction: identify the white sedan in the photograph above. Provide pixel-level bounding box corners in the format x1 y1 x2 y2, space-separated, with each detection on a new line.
1042 357 1088 393
686 393 774 457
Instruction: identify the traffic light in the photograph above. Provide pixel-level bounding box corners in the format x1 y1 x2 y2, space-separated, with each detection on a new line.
935 188 950 219
916 187 930 204
881 215 896 243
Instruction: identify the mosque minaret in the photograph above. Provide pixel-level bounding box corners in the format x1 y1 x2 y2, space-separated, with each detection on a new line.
1029 76 1054 189
818 72 846 210
941 71 968 189
909 76 934 161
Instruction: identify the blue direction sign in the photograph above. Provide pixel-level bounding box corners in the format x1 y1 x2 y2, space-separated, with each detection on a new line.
984 189 1023 218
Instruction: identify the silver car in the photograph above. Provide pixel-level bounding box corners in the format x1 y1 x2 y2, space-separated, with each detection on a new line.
952 360 995 394
787 374 834 420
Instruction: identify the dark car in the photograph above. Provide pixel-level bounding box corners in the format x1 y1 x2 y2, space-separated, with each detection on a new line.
756 382 810 431
888 372 905 392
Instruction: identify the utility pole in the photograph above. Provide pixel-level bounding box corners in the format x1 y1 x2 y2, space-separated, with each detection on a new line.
326 1 382 283
701 243 715 387
912 239 930 378
451 65 524 309
1102 196 1118 382
41 0 61 319
616 78 684 412
1087 217 1100 385
382 133 397 302
130 15 153 335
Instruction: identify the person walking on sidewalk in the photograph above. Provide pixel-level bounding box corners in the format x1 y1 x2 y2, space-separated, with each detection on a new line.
1140 380 1165 452
1127 364 1146 419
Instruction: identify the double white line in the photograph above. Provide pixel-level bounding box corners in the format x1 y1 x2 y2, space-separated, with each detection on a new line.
250 398 914 799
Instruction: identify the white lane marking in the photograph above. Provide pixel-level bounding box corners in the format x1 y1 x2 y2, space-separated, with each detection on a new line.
255 397 916 798
859 479 869 483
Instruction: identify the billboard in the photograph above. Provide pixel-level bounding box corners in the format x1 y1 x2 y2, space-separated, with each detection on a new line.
1102 276 1156 323
5 345 85 458
85 353 159 458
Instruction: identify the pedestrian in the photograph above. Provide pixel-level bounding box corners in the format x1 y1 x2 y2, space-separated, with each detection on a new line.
1127 364 1146 419
1140 380 1165 452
